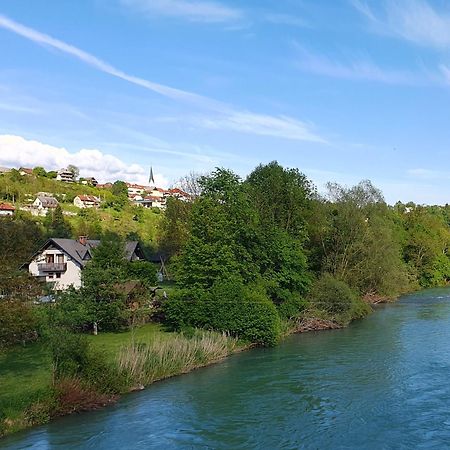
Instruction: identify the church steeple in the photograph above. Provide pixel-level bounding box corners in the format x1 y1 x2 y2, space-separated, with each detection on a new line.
149 166 155 187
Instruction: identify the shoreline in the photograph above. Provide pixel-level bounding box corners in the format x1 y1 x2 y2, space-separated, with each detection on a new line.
0 292 408 439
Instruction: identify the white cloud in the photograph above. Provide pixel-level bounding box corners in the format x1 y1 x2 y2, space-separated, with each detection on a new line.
0 134 168 186
198 111 326 143
350 0 450 49
121 0 242 23
0 14 326 143
294 45 423 85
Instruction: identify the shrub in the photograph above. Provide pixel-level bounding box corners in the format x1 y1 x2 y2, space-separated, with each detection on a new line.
309 274 358 315
0 300 39 348
164 280 282 347
48 329 126 394
53 377 117 416
275 291 308 321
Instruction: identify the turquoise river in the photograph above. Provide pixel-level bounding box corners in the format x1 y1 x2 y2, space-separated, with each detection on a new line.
3 288 450 449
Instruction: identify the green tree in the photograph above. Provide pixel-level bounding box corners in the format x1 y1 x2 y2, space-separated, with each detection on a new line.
44 205 72 238
33 166 47 177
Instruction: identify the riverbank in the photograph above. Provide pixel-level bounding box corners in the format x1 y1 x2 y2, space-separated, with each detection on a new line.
0 295 380 439
0 324 244 438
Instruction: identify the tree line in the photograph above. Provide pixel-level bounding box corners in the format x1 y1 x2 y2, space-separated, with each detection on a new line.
2 161 450 348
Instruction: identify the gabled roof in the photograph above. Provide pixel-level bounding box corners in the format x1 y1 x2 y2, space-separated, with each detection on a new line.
0 202 15 211
28 238 142 268
36 196 59 208
76 195 100 202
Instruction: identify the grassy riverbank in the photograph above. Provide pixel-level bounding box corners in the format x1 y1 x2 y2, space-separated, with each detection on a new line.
0 324 241 438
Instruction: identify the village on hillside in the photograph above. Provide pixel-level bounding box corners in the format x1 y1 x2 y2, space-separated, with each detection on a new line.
0 165 191 217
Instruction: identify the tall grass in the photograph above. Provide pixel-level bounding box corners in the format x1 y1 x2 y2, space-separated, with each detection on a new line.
117 330 237 386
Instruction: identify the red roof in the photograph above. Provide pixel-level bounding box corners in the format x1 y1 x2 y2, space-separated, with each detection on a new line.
77 195 99 202
0 203 15 211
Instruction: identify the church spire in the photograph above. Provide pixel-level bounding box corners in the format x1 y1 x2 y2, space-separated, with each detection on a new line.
149 166 155 187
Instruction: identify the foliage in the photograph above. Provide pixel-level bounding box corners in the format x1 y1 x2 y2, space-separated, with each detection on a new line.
44 205 72 238
164 279 282 347
48 328 126 394
158 197 192 258
126 260 157 287
309 273 359 315
0 300 39 348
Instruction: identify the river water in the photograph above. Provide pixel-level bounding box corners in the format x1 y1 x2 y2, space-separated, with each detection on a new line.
3 288 450 449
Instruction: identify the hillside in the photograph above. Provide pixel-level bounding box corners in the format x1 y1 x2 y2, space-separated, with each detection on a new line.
0 169 162 252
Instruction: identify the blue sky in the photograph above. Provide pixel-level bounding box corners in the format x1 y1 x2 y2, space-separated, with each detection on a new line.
1 0 450 203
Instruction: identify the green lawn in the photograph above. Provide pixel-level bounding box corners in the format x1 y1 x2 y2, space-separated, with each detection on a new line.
0 324 172 422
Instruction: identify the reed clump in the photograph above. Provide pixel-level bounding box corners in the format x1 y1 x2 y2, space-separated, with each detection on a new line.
117 330 237 386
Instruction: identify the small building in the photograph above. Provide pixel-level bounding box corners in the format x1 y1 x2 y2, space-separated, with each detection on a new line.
0 202 15 216
32 195 59 216
56 168 75 183
74 195 101 209
138 195 166 209
19 167 33 176
127 183 146 196
168 188 191 202
26 237 145 290
81 177 98 187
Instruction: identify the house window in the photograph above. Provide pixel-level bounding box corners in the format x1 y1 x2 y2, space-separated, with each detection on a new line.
46 254 54 263
57 254 64 263
56 273 61 279
48 273 54 279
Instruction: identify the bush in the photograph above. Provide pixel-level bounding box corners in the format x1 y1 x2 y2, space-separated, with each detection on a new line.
164 280 282 347
276 291 308 320
309 274 358 315
0 300 39 348
48 329 126 394
126 260 157 287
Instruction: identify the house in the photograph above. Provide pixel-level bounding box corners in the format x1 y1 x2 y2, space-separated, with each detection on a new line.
32 195 59 215
168 188 191 202
56 168 75 182
81 177 98 187
26 237 145 290
138 195 166 209
127 183 146 196
74 195 101 208
19 167 33 176
0 203 15 216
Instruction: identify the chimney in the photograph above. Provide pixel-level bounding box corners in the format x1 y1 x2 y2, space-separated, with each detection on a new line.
79 235 87 246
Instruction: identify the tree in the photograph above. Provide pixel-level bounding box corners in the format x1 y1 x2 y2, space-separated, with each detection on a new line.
79 233 128 331
111 180 128 198
67 164 80 179
44 205 72 238
177 169 259 289
158 197 192 258
246 161 314 237
172 171 205 198
317 180 410 296
33 166 47 177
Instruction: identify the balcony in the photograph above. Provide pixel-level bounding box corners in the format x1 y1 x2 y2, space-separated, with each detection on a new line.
38 263 67 272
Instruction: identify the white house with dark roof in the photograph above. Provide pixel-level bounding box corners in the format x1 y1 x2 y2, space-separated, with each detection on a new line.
27 237 144 290
32 195 59 216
